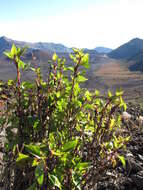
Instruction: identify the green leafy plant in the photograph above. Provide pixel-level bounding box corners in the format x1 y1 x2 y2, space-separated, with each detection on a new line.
0 44 129 190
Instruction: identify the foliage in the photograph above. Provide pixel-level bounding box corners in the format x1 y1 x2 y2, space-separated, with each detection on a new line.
0 44 129 190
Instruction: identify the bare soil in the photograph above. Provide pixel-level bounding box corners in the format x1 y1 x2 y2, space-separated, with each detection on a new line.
85 57 143 103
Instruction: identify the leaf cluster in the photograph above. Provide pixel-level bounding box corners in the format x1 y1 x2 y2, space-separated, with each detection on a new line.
0 45 129 190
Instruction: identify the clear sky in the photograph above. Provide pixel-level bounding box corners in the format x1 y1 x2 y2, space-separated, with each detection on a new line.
0 0 143 49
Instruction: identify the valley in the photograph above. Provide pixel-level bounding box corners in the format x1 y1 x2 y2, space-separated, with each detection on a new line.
86 56 143 103
0 36 143 103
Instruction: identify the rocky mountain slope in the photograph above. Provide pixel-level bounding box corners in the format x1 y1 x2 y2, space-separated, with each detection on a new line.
0 102 143 190
108 38 143 60
128 52 143 72
97 103 143 190
108 38 143 72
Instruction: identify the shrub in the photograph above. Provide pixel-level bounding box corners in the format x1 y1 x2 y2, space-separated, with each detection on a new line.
0 44 129 190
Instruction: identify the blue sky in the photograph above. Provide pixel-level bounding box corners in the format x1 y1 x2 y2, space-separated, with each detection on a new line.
0 0 143 48
0 0 101 19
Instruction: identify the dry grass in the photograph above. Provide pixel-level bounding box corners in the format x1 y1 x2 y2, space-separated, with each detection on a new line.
95 60 143 87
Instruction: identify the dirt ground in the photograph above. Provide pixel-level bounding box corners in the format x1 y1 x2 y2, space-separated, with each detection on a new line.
85 57 143 103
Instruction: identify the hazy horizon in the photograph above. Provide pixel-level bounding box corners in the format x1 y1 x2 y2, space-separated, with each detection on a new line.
0 0 143 49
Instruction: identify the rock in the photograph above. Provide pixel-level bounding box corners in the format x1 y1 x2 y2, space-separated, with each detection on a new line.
122 111 132 120
131 171 143 190
137 116 143 125
138 154 143 162
126 152 134 158
126 157 143 175
11 128 18 135
123 177 134 190
96 103 143 190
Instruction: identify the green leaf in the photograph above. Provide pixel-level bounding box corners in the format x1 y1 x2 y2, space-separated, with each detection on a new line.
32 159 39 167
116 89 123 97
35 163 44 186
16 153 30 164
119 96 127 110
22 81 34 89
17 46 27 57
56 91 61 98
25 144 41 157
3 51 13 59
85 90 91 101
61 139 78 152
118 155 126 167
124 136 130 142
81 54 89 68
95 90 100 96
18 60 26 69
51 149 64 156
49 134 64 156
26 183 36 190
30 67 36 72
110 118 115 129
69 53 74 60
11 44 17 56
23 62 30 71
75 162 90 171
108 90 112 98
48 173 62 189
77 75 88 82
33 120 39 129
66 66 74 72
73 83 80 96
113 136 118 149
123 102 127 111
7 80 14 86
94 98 100 105
52 52 58 62
72 171 81 190
72 48 79 53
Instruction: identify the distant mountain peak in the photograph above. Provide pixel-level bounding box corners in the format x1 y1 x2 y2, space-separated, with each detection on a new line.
0 36 12 54
129 38 143 46
95 46 112 54
108 37 143 60
0 36 11 42
130 37 142 42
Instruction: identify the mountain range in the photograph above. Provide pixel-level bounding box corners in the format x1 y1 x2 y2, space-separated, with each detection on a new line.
0 36 104 81
0 36 113 56
1 36 143 81
0 36 72 55
1 35 143 100
0 36 102 62
95 47 112 54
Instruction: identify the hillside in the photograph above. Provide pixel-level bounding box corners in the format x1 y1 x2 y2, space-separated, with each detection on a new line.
1 36 143 98
0 36 72 54
0 36 101 58
128 52 143 72
95 46 112 54
108 38 143 73
108 38 143 60
0 36 101 81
